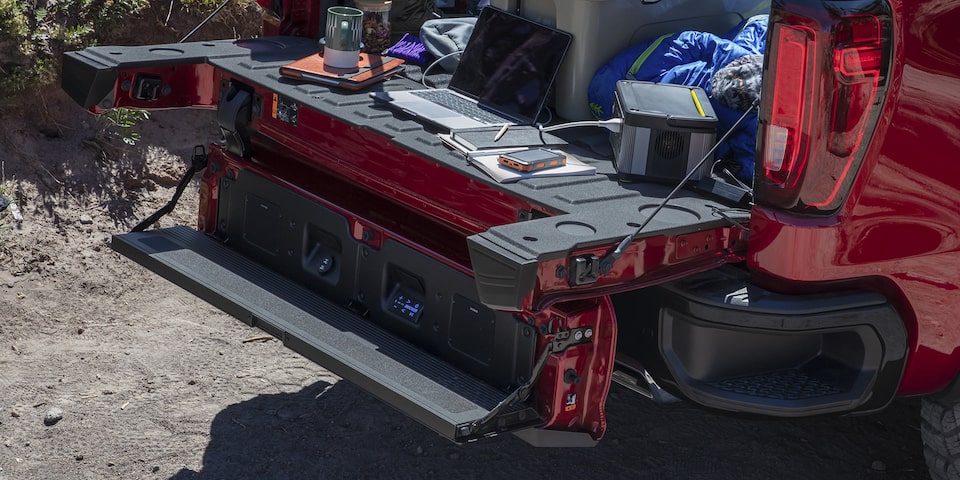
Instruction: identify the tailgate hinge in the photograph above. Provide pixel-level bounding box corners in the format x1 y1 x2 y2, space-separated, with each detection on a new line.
217 81 254 157
457 326 594 441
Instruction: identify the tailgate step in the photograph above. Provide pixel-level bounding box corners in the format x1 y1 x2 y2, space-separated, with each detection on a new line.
112 226 540 441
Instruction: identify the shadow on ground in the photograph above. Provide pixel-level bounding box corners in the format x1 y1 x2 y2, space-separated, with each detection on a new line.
167 378 928 480
0 95 220 231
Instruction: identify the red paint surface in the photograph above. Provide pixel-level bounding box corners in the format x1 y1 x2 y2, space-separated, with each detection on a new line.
749 0 960 395
531 298 617 439
96 64 218 113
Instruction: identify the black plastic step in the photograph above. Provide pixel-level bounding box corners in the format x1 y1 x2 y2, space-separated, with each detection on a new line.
112 226 539 441
612 265 907 416
707 368 844 401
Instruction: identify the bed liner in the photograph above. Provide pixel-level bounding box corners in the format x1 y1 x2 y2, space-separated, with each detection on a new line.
64 36 746 228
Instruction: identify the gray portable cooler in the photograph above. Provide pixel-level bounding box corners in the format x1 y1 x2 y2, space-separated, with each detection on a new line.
611 81 718 183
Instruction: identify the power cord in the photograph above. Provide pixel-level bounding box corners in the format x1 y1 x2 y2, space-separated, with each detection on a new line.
537 118 623 134
421 50 465 88
534 105 554 127
490 118 620 144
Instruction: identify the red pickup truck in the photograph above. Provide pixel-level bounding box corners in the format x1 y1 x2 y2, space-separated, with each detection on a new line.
60 0 960 478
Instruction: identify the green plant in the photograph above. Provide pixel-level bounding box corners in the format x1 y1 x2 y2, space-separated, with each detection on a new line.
180 0 228 9
0 0 27 38
0 0 150 102
99 108 151 145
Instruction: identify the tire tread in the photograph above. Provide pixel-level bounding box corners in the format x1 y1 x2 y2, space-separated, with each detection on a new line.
922 397 960 480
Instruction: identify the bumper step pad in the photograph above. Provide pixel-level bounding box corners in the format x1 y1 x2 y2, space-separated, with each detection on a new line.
707 368 843 401
112 226 538 441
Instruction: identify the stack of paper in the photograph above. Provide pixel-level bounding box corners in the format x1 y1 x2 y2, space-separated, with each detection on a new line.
437 126 595 183
465 151 595 184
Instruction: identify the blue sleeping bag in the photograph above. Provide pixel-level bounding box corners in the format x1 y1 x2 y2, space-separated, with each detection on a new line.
588 15 768 181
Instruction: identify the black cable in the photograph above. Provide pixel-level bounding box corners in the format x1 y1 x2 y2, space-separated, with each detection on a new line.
723 167 752 191
598 99 759 274
131 145 207 232
710 205 750 233
179 0 232 43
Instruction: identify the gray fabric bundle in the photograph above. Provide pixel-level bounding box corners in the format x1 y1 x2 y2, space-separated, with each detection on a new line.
711 54 764 111
419 17 476 72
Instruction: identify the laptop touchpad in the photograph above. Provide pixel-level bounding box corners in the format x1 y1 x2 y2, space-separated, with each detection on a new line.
412 102 463 119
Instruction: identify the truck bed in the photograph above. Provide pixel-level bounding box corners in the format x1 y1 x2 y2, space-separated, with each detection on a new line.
62 35 750 443
65 36 746 249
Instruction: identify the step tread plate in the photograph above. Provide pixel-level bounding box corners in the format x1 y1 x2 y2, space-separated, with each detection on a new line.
112 226 507 440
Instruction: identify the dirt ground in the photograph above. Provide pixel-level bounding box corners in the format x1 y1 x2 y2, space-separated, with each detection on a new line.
0 46 934 480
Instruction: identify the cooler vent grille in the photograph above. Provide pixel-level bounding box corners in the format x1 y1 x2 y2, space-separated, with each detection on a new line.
653 130 686 160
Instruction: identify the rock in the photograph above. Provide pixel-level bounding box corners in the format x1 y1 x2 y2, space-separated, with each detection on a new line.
152 465 160 473
7 203 22 223
415 445 424 455
75 454 84 461
448 452 460 460
10 410 20 418
79 214 93 225
871 460 887 472
43 407 63 426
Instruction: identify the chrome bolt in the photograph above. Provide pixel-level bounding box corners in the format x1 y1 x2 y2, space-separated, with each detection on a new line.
555 265 566 279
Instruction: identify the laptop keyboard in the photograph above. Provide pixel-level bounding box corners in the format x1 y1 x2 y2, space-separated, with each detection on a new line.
411 90 509 124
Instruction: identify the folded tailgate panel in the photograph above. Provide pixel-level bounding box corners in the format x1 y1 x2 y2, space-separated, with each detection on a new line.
112 226 538 441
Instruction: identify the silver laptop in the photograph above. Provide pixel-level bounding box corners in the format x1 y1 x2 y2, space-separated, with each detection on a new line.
371 6 572 131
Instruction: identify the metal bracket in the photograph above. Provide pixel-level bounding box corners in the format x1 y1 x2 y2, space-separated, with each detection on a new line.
569 255 600 286
517 208 549 222
132 74 162 101
458 326 594 441
190 144 208 171
131 144 208 233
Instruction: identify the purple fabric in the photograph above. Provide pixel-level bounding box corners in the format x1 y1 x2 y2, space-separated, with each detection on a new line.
387 33 428 65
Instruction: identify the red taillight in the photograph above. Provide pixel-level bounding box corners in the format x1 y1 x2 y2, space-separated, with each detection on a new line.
757 5 891 214
838 46 882 77
818 15 883 207
763 25 816 187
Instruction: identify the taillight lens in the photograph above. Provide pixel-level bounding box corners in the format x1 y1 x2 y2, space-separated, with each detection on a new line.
762 24 816 188
756 1 891 214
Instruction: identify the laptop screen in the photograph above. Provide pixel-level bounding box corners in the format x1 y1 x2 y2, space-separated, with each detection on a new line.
448 7 572 124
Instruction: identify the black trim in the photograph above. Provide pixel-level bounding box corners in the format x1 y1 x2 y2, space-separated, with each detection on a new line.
61 50 119 109
216 169 536 390
613 266 907 417
466 234 540 311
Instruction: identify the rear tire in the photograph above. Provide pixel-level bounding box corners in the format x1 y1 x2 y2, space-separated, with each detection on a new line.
922 397 960 480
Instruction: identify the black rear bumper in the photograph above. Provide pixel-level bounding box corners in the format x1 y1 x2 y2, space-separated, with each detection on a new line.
613 266 908 416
